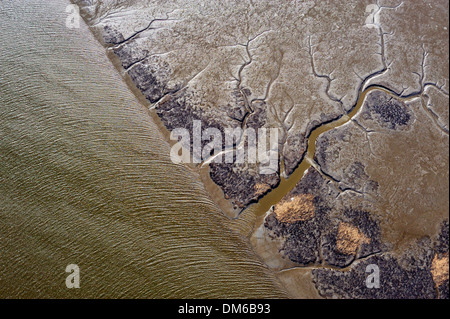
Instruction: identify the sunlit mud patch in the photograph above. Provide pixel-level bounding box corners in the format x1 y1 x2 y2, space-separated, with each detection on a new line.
431 253 449 288
254 183 272 197
336 222 371 256
321 209 384 268
274 194 315 223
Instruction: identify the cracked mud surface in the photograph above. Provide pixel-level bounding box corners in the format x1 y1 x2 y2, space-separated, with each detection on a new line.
73 0 449 298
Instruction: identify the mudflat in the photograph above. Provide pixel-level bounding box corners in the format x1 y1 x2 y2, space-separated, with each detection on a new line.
72 0 449 298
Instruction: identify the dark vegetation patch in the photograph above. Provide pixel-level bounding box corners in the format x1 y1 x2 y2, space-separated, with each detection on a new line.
264 168 383 268
103 25 125 45
313 220 449 299
210 162 279 210
313 253 436 299
366 90 412 130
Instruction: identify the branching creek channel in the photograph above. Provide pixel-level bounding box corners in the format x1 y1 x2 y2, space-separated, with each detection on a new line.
143 75 440 221
110 40 437 221
241 84 436 219
76 3 447 230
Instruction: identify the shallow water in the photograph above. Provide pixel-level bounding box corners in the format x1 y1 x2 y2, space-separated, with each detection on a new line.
0 0 286 298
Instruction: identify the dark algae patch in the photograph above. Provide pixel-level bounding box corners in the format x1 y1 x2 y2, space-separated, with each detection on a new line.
313 220 449 299
364 90 412 130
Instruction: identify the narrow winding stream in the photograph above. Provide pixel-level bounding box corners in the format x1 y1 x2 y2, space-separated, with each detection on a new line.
251 85 434 218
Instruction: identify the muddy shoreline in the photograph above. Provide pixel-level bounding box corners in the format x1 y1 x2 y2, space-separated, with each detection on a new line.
71 0 449 299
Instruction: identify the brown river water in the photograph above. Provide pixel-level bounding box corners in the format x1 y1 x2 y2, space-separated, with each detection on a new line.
0 0 287 298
